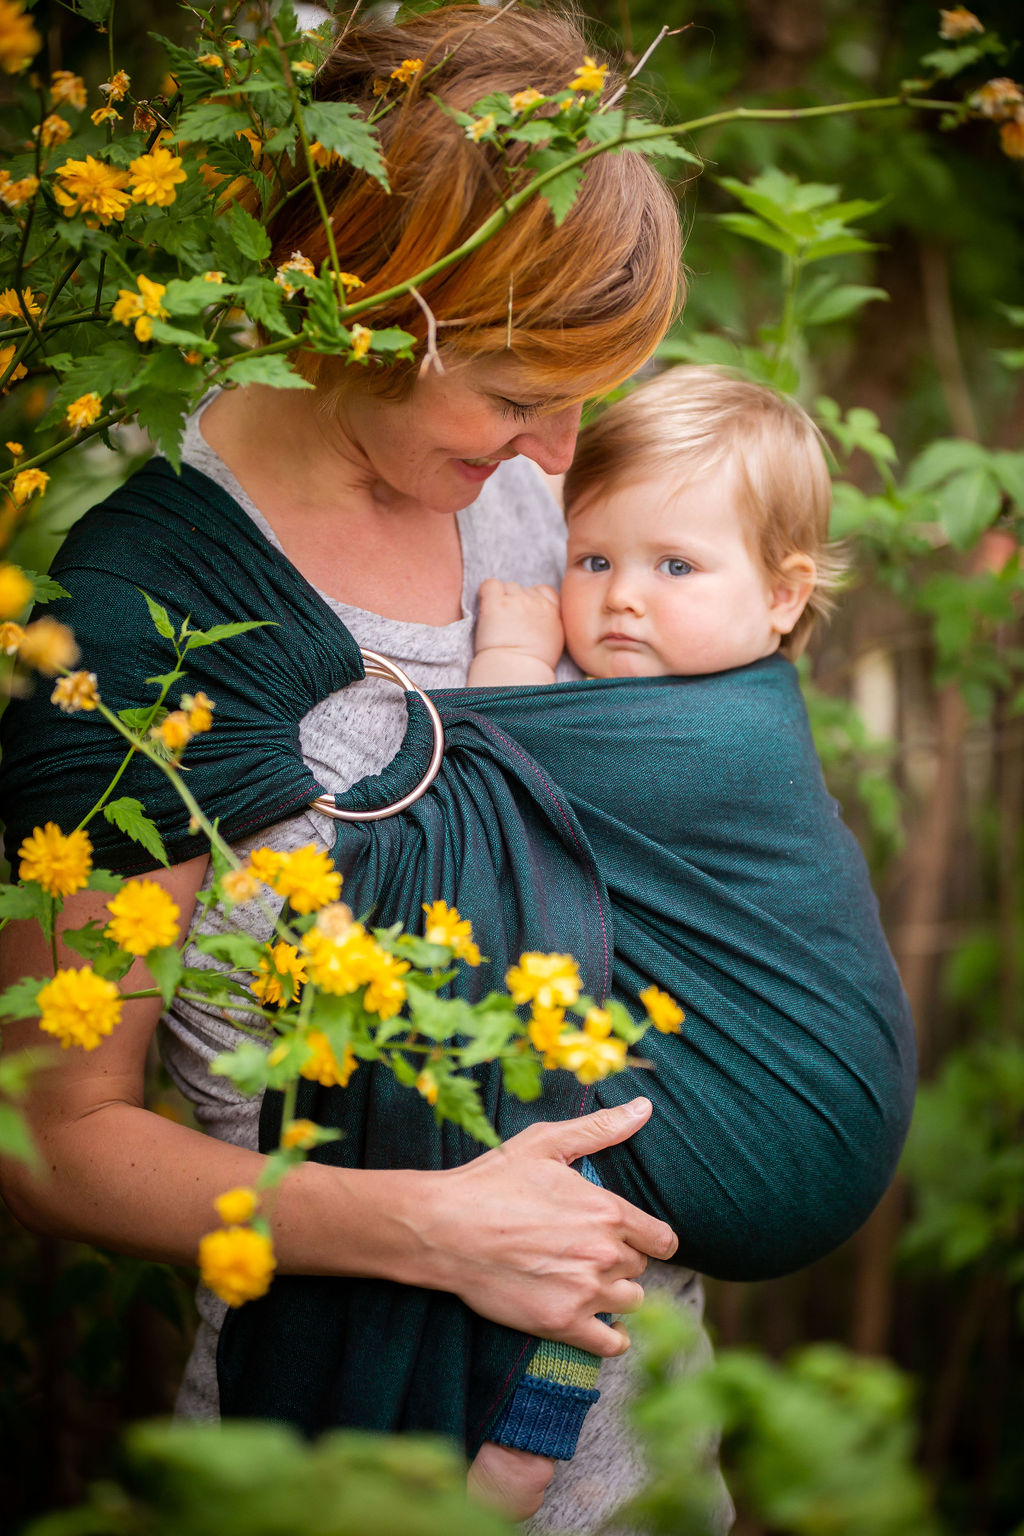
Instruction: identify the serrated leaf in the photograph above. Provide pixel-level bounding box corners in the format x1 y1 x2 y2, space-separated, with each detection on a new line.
366 326 416 359
990 451 1024 509
61 919 109 962
224 201 272 262
152 33 223 106
406 988 474 1042
458 1009 517 1068
717 212 798 257
127 349 204 469
0 1102 40 1169
163 274 238 315
103 798 169 869
146 944 185 1006
22 572 71 605
195 932 266 970
526 149 583 227
301 102 388 189
175 99 253 143
233 276 295 340
0 883 47 922
137 589 175 639
86 868 126 892
433 1073 499 1147
0 976 44 1021
221 353 314 391
210 1041 272 1096
501 1051 543 1103
118 705 167 733
183 619 276 649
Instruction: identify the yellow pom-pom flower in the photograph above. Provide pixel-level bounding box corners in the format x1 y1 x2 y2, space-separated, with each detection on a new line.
0 285 41 320
250 941 307 1008
199 1225 275 1307
422 899 481 965
510 88 544 113
50 70 87 110
300 1029 359 1088
248 847 286 887
11 468 49 505
349 324 373 362
639 985 684 1035
213 1186 257 1225
17 616 78 674
37 966 122 1049
362 947 409 1021
152 709 193 753
182 690 214 733
50 670 100 712
53 155 131 223
390 58 422 85
0 0 41 74
568 57 607 94
528 1003 566 1067
506 952 581 1012
273 844 342 914
66 392 103 431
105 879 180 956
0 562 32 618
19 822 92 897
555 1007 626 1084
281 1118 319 1151
129 146 187 207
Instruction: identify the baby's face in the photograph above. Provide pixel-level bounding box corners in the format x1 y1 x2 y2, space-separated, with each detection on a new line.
561 461 789 678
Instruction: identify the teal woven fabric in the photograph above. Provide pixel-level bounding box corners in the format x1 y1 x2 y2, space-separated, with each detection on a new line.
0 460 915 1458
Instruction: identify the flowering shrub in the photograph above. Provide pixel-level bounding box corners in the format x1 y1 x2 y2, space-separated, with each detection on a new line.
0 0 1019 1314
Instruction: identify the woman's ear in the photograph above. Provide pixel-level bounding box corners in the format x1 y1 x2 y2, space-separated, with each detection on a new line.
768 552 817 636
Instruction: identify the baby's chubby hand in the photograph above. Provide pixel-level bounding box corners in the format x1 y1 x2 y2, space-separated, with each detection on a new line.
475 578 564 670
468 1440 556 1521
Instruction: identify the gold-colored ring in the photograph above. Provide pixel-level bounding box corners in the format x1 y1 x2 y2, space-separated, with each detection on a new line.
309 649 445 822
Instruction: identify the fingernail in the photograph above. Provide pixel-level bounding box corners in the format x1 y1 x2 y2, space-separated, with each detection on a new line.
626 1097 651 1117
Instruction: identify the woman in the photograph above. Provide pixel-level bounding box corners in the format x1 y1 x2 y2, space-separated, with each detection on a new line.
0 7 702 1529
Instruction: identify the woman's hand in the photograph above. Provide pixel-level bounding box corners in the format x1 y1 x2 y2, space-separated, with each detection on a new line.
404 1097 677 1356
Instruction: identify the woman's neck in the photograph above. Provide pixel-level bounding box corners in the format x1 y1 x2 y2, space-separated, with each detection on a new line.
198 386 465 625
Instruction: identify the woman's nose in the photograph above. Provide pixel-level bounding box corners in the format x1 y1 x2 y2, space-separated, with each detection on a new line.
514 403 582 475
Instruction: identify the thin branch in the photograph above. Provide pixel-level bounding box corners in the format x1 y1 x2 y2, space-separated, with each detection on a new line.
408 286 444 374
602 25 690 113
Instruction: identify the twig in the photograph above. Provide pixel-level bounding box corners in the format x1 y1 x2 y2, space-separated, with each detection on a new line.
602 25 690 113
408 286 444 373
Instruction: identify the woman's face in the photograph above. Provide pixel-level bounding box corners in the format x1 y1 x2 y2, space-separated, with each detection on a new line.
337 354 583 514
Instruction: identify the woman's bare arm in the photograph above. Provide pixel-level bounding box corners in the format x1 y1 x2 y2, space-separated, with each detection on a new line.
0 857 675 1356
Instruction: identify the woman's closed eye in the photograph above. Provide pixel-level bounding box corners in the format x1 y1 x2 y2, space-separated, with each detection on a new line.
657 557 694 577
500 398 543 423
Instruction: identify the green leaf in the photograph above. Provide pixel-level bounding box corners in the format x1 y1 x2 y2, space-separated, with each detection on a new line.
0 976 44 1021
86 868 126 893
525 149 584 227
0 883 47 922
432 1072 500 1147
61 919 109 962
458 1009 516 1068
210 1041 272 1096
717 212 798 258
103 798 169 869
163 274 238 315
76 0 111 22
935 467 1002 550
146 945 185 1007
366 326 417 360
151 33 224 106
302 102 389 189
137 589 175 639
221 354 314 391
904 438 991 494
390 1053 418 1087
224 202 272 263
990 451 1024 509
118 705 167 733
127 349 205 470
195 932 266 970
22 571 71 605
501 1051 542 1102
0 1046 50 1097
0 1101 40 1169
183 619 276 649
798 283 889 328
233 276 295 339
175 100 254 143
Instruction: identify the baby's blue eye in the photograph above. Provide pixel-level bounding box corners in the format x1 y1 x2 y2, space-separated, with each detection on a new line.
580 555 611 573
658 557 693 577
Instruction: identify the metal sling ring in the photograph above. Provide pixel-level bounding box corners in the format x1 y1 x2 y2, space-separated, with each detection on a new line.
309 649 446 822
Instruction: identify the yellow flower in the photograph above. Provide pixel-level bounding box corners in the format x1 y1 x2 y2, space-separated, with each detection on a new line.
390 58 423 86
198 1224 275 1307
569 56 607 94
6 440 22 456
308 140 340 169
249 847 286 887
105 879 180 956
639 985 684 1034
17 617 78 674
0 175 38 209
302 923 378 995
182 690 214 732
939 6 984 39
152 710 193 752
422 899 481 965
250 941 308 1008
362 948 409 1020
90 105 121 127
416 1069 439 1106
970 77 1024 120
50 70 87 111
510 88 544 113
281 1118 318 1150
203 269 225 283
350 324 372 361
51 670 100 712
1001 117 1024 157
371 77 388 98
221 866 260 904
11 467 49 505
555 1024 626 1084
0 286 41 321
38 966 122 1050
129 145 187 207
66 392 103 431
19 822 93 897
0 620 23 653
528 1003 566 1067
112 274 168 341
273 844 342 914
300 1029 359 1088
292 59 314 77
338 271 363 291
36 114 72 148
213 1186 257 1225
196 52 223 69
99 68 130 101
54 156 132 222
506 952 581 1012
0 0 41 74
469 113 496 142
274 251 316 299
0 561 31 617
314 901 354 940
226 39 245 52
0 342 27 386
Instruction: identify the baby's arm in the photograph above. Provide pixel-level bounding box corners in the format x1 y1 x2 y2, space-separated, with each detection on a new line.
468 1441 556 1521
468 579 564 687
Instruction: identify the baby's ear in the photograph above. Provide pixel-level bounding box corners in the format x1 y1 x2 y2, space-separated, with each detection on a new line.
768 553 816 636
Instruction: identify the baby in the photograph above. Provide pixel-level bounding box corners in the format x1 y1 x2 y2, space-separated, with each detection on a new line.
467 365 842 1521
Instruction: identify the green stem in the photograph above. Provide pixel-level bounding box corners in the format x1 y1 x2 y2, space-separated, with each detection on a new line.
0 410 131 483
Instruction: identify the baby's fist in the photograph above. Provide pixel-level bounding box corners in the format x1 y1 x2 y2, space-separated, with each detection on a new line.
475 578 564 668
